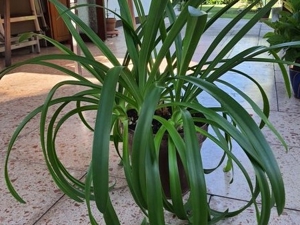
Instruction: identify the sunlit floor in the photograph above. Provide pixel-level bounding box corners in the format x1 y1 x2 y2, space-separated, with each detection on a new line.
1 18 300 225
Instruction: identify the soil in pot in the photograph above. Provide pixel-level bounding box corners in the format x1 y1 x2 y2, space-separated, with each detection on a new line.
127 108 208 198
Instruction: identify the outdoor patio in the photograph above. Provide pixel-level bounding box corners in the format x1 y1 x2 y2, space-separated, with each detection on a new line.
1 18 300 224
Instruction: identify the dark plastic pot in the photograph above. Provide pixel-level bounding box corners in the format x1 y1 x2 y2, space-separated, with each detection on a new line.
128 117 208 199
289 68 300 99
156 123 208 198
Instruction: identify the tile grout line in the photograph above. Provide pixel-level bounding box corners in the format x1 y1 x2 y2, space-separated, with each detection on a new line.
32 172 88 225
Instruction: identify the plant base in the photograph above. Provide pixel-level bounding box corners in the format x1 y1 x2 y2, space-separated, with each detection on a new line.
157 124 208 198
127 109 208 199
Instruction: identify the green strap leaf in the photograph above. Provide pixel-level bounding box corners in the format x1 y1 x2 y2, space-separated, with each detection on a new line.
92 67 123 215
181 109 208 224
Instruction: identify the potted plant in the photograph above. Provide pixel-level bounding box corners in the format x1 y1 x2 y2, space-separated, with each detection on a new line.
264 0 300 98
105 0 118 36
1 0 299 224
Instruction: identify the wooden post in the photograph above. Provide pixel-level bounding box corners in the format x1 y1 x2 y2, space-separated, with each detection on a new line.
69 0 82 75
95 0 106 40
4 0 11 66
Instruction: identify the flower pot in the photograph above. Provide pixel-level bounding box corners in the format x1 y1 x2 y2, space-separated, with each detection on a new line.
106 18 119 37
156 123 208 198
106 18 117 32
289 67 300 98
127 109 208 198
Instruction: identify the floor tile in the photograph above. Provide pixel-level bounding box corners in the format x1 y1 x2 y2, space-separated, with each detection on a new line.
201 139 256 201
263 111 300 147
276 82 300 113
0 72 98 149
2 116 127 181
35 177 206 225
210 196 300 225
203 140 300 211
197 69 278 111
34 177 190 225
34 178 142 225
274 64 289 83
0 158 83 225
272 145 300 210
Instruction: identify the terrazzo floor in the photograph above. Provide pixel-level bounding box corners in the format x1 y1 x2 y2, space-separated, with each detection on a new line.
1 18 300 225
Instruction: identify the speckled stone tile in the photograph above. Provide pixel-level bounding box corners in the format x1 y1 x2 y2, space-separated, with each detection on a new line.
210 196 300 225
3 121 91 169
272 144 300 210
197 69 278 111
1 142 126 225
227 37 262 56
0 157 85 225
2 122 125 179
274 64 289 84
0 72 99 152
0 71 109 171
231 61 275 78
0 72 68 102
0 112 38 150
201 128 300 207
262 111 300 147
34 178 142 225
201 139 256 201
35 177 199 225
276 82 300 113
203 140 300 211
273 64 300 112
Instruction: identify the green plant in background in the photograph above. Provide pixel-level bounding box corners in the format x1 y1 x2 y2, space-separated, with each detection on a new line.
204 0 236 4
200 4 257 19
260 0 268 6
247 0 269 8
264 0 300 98
1 0 300 224
264 0 300 63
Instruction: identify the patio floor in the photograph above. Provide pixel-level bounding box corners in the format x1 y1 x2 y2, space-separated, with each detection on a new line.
1 18 300 224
